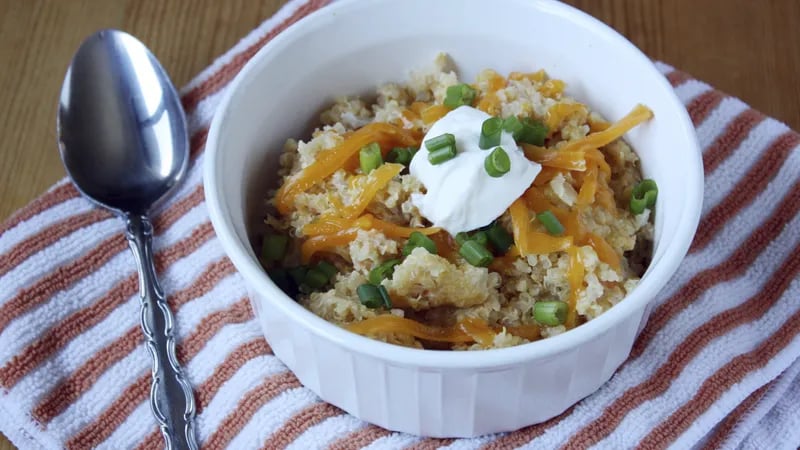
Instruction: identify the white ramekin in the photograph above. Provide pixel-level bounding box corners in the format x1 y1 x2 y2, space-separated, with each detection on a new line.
204 0 703 437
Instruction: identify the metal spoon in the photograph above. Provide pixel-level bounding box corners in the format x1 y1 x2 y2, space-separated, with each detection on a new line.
57 29 197 450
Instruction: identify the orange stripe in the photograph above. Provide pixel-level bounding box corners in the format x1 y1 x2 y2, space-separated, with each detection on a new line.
560 239 800 449
328 426 393 450
405 438 455 450
631 177 800 360
480 405 576 449
0 221 213 390
687 90 726 127
702 109 765 174
64 297 256 449
180 0 331 112
175 298 254 365
0 210 112 277
703 380 772 450
639 307 800 448
135 338 272 450
666 70 693 87
202 372 302 450
690 131 799 252
0 183 80 235
258 402 342 449
30 258 236 423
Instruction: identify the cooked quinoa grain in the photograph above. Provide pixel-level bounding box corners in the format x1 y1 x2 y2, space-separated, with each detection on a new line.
263 54 654 350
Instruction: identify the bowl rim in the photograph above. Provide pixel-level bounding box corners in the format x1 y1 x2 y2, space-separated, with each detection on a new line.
203 0 704 369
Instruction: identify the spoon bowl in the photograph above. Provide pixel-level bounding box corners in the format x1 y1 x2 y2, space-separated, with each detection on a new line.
57 29 197 449
58 29 188 215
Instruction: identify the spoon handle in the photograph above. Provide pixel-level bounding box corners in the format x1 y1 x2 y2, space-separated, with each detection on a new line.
125 214 198 450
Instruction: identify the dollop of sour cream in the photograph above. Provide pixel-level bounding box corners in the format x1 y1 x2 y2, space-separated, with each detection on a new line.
409 106 541 235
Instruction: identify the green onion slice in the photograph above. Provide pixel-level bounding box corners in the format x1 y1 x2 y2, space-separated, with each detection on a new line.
459 240 493 267
428 145 457 165
368 259 402 285
515 118 548 146
443 83 477 109
630 179 658 214
486 223 513 254
316 261 337 279
377 285 393 308
424 133 456 152
454 232 470 246
387 147 415 166
533 301 568 326
261 233 288 263
471 230 489 247
537 210 565 236
357 284 383 308
287 266 308 286
479 117 503 149
359 142 383 174
485 146 511 177
503 116 524 135
402 231 438 256
303 267 329 290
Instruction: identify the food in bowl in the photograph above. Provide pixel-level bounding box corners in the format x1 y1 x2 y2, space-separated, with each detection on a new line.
260 55 656 350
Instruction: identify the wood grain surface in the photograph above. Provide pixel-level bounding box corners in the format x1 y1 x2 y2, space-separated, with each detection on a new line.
0 0 798 448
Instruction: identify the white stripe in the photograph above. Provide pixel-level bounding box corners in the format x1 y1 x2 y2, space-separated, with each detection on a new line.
94 322 268 450
673 79 711 105
702 119 790 216
48 347 149 440
97 401 153 450
285 414 365 450
7 239 226 409
442 435 499 450
652 138 800 303
184 320 267 386
0 205 216 367
186 88 229 136
738 372 800 450
0 216 120 297
0 197 93 254
603 277 800 447
523 212 800 449
226 388 319 449
653 61 674 75
363 433 422 450
179 0 314 93
196 356 288 442
677 352 800 449
695 97 750 153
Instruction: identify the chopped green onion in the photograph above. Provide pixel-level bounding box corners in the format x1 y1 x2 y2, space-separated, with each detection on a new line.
261 234 288 263
387 147 415 165
357 284 383 308
402 231 438 256
459 240 493 267
486 223 513 254
287 266 307 286
630 179 658 214
443 83 477 109
359 142 383 174
377 285 393 308
471 231 489 247
533 301 568 326
537 210 565 236
368 259 402 284
503 116 524 135
503 116 548 145
515 118 548 145
454 232 470 246
303 267 329 290
424 133 456 152
428 145 457 165
479 117 503 149
316 261 337 279
267 267 291 293
484 146 511 177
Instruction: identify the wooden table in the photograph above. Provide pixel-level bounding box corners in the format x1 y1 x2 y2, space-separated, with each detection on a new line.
0 0 797 448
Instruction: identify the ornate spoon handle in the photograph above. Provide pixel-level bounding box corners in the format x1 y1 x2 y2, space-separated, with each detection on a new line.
125 214 198 450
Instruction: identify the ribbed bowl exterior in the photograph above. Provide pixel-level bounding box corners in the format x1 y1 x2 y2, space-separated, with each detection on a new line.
248 287 648 437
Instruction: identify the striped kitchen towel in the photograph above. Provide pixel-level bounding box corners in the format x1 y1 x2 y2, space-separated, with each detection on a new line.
1 0 799 448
